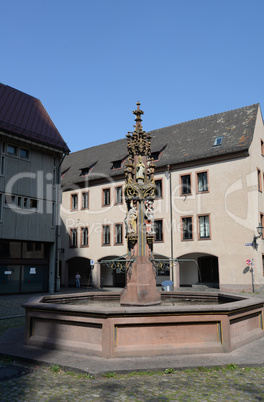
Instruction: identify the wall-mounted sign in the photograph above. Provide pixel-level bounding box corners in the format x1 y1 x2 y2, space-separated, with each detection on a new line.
30 267 36 274
4 271 12 275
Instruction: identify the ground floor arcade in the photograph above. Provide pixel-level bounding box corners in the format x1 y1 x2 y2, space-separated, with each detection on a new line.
59 252 220 290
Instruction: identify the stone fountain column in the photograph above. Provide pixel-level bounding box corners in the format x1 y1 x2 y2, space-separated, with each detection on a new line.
120 102 161 306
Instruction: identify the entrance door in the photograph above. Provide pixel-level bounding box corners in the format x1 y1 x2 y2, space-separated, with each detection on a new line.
68 258 91 287
198 256 219 286
113 269 125 287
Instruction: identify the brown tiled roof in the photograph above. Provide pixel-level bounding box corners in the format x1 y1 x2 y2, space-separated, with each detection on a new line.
61 103 260 188
0 83 70 153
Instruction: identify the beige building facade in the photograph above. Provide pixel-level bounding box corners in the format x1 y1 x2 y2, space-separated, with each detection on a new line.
60 103 264 292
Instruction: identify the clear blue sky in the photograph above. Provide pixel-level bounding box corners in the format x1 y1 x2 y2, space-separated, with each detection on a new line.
1 0 264 153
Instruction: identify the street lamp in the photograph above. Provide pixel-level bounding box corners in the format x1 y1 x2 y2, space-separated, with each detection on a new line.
252 223 264 250
256 223 264 239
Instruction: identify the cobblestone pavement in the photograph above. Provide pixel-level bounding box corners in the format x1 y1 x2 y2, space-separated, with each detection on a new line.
0 360 264 401
1 289 264 401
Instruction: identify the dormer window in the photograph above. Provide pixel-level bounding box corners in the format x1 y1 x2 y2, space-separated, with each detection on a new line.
80 167 90 176
113 160 122 169
151 151 160 161
111 156 126 170
150 145 166 162
213 136 223 146
79 162 96 177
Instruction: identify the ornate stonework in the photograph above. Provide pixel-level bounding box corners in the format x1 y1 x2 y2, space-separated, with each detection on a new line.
124 102 156 243
121 102 161 306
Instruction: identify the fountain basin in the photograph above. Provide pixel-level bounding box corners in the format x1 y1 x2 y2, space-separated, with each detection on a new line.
23 291 264 358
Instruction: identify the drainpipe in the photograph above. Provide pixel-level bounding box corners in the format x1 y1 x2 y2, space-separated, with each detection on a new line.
55 153 67 292
166 165 174 281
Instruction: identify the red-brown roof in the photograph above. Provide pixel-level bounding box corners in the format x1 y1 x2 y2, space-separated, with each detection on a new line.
0 83 70 153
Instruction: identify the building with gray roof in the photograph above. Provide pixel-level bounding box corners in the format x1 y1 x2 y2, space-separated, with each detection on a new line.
60 103 264 292
0 83 69 294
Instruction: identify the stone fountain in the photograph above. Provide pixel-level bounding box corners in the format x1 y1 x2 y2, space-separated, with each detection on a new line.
23 103 264 359
121 101 160 306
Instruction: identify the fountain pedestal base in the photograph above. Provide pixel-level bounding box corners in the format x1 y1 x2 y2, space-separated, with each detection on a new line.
120 256 161 306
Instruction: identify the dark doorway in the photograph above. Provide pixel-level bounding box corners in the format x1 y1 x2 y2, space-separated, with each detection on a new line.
198 256 219 287
113 269 125 287
67 257 91 287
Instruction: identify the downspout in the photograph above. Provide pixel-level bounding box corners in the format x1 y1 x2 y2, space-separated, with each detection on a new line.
55 152 68 291
167 165 174 280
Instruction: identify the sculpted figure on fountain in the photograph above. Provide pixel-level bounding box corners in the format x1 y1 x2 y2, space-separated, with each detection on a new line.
125 201 137 235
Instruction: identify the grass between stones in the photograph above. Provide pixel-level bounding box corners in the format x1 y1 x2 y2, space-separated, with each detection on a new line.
1 361 259 380
99 364 248 379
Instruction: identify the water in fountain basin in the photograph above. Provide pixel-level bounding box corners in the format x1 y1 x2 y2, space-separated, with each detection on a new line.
51 297 227 307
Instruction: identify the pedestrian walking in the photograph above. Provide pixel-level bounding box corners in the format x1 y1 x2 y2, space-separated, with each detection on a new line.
75 272 81 288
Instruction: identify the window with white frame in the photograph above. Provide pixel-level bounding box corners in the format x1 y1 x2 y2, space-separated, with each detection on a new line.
70 228 78 247
102 225 110 245
181 174 191 195
182 216 193 240
155 179 162 198
115 223 123 244
260 213 264 240
154 220 163 242
115 186 123 204
198 215 210 239
71 194 78 210
197 171 208 192
258 169 262 192
82 192 89 209
81 227 88 246
103 188 110 206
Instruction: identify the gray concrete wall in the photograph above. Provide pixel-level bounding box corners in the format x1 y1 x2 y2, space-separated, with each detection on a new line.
0 134 62 243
